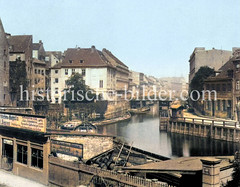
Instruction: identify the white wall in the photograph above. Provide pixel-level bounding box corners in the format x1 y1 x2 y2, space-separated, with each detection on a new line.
50 67 116 103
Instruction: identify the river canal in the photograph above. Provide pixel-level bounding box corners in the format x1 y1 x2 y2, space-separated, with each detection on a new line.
98 104 240 158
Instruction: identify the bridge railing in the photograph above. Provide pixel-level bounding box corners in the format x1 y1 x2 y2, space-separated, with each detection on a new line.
170 117 237 129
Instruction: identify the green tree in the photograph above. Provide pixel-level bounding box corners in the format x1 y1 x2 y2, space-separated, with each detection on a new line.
62 73 96 120
190 66 214 92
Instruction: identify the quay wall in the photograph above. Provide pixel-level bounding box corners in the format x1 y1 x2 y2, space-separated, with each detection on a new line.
168 117 240 142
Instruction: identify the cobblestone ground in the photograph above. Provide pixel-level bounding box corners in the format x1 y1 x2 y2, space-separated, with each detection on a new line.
0 170 46 187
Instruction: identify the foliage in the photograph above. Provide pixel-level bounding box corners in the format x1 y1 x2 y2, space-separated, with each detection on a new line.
9 58 28 106
62 73 97 120
224 156 240 187
62 73 96 105
190 66 214 93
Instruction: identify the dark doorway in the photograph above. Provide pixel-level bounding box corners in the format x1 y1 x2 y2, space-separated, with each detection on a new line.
2 139 14 171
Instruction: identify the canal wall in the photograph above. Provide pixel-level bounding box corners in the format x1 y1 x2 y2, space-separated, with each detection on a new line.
168 117 240 142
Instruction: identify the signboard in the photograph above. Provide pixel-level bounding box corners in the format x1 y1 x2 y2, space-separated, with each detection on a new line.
51 140 83 158
3 139 13 145
0 112 46 132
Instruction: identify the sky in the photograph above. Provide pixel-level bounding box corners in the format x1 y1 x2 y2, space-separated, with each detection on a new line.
0 0 240 81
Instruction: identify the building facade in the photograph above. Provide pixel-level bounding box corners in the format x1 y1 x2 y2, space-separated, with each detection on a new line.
189 47 232 84
204 49 240 120
7 34 33 107
50 46 116 103
0 19 10 106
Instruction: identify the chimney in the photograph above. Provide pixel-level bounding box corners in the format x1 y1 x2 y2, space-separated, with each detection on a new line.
39 40 42 44
91 45 96 53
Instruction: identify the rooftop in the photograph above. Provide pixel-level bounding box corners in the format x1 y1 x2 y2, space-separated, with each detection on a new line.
7 35 32 53
52 46 115 69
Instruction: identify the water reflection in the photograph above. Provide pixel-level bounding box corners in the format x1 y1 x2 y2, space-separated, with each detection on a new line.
97 104 240 158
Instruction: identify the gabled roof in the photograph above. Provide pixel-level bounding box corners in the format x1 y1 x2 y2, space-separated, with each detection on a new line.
102 48 128 68
46 51 62 60
52 46 115 69
8 35 32 53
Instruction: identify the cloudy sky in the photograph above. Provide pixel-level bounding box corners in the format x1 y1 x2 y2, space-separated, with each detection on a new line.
1 0 240 81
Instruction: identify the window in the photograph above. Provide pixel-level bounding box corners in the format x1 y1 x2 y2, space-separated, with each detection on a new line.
222 84 226 92
227 83 232 91
56 60 59 63
41 70 44 75
17 144 27 164
207 101 211 110
211 84 215 91
55 70 58 74
65 69 68 75
45 56 49 61
82 69 86 76
35 69 37 74
216 84 220 91
236 81 240 90
80 60 84 63
31 148 43 169
217 100 220 111
55 97 59 103
38 69 40 74
72 69 75 73
35 78 37 84
223 100 226 111
69 60 73 63
55 87 59 94
99 80 103 88
228 100 232 108
4 61 6 71
55 78 58 83
206 84 210 90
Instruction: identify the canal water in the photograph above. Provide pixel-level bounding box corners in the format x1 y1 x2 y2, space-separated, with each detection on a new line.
98 104 240 158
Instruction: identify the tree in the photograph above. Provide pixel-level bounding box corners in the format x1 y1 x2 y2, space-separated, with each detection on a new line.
9 58 28 106
190 66 214 93
62 73 96 120
224 152 240 187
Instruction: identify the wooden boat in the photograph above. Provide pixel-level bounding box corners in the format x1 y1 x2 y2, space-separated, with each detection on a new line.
92 113 131 126
129 106 150 114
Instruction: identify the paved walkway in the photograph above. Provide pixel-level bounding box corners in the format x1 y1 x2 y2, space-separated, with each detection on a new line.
183 110 237 122
0 169 46 187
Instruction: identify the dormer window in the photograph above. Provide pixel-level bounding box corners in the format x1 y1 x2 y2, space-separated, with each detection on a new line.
69 60 73 63
80 60 84 63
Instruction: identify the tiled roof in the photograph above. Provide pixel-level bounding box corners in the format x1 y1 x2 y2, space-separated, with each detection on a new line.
46 51 62 60
51 46 115 69
8 35 32 53
102 48 128 68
